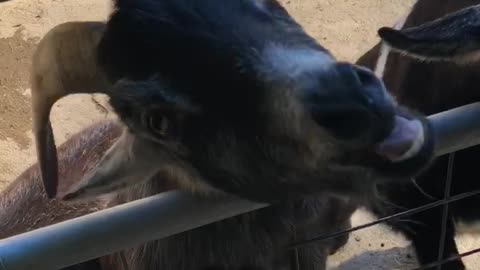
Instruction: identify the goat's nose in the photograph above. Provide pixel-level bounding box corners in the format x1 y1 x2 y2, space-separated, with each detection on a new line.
309 63 395 145
350 64 392 107
350 64 396 142
335 63 389 106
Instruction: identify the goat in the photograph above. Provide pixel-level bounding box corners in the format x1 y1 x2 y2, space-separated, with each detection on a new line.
356 1 480 269
3 0 437 269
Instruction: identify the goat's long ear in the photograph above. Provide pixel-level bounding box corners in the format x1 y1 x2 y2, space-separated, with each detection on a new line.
378 4 480 64
31 64 107 199
32 89 59 199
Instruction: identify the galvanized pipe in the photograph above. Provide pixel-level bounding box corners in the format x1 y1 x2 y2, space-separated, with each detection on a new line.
430 102 480 156
0 191 267 270
1 102 480 270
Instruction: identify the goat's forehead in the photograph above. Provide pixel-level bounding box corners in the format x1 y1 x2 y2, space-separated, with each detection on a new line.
252 0 268 11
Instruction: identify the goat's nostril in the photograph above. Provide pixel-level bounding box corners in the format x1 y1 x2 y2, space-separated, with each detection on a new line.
334 63 380 105
350 64 394 116
352 65 378 88
310 63 395 145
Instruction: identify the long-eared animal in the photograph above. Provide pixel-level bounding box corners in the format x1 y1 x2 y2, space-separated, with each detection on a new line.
357 1 480 269
3 0 437 269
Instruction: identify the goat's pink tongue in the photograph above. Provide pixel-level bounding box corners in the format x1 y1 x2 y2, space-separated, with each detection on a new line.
375 116 424 162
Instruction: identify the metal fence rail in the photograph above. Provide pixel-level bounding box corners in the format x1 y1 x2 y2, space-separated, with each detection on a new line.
430 102 480 155
1 102 480 270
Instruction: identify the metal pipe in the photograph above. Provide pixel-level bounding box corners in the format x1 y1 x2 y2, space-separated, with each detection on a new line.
1 102 480 270
0 191 267 270
430 102 480 156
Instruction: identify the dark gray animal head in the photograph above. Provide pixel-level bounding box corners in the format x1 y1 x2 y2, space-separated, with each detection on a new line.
34 0 435 202
378 4 480 64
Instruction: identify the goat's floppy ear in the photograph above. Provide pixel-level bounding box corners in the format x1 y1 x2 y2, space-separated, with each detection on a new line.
31 71 107 199
379 4 480 63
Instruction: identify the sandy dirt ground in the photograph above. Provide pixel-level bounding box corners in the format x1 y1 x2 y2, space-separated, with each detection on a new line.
0 0 479 269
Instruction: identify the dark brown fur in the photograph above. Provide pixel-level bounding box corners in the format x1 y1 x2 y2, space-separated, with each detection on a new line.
356 1 480 269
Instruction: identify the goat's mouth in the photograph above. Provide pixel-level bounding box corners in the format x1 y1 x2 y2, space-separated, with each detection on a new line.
374 115 425 162
339 108 435 179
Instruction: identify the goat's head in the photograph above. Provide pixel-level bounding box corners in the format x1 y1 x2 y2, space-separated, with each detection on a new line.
378 4 480 64
34 0 435 202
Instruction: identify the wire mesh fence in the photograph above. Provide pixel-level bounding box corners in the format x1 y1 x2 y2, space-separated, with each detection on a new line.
289 151 480 270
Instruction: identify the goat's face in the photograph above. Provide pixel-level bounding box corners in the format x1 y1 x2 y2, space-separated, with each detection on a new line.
35 0 435 201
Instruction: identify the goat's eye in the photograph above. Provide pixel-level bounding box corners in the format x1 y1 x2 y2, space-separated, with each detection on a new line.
147 115 169 137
